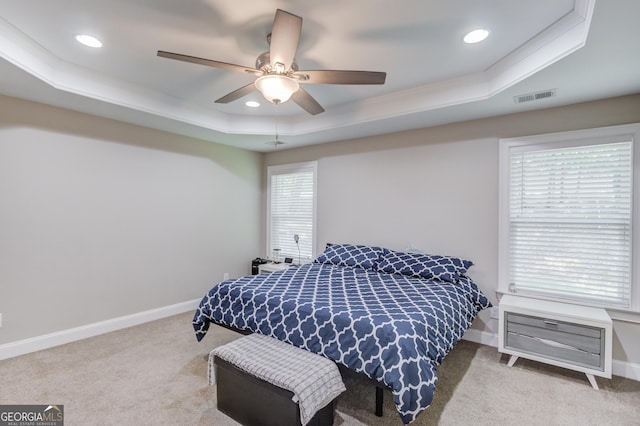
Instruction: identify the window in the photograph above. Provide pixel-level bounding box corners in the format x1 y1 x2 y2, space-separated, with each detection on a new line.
499 124 640 311
267 162 317 264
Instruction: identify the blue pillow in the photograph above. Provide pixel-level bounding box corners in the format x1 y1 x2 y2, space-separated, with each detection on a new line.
376 250 473 283
313 243 383 270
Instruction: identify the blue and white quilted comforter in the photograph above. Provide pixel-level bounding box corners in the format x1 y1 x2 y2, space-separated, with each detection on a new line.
193 262 490 424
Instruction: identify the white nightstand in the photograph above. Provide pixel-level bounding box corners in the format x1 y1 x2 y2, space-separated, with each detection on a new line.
258 262 292 274
498 294 612 389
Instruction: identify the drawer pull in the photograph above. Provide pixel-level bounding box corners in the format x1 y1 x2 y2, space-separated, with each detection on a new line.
543 320 558 327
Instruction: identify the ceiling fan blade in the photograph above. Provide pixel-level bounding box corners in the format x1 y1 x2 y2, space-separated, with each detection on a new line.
294 70 386 85
291 88 325 115
215 83 257 104
157 51 259 75
269 9 302 71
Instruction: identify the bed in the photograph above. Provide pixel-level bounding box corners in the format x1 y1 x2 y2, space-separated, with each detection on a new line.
193 244 491 424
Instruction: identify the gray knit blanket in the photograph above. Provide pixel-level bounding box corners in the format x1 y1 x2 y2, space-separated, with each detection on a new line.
209 333 346 425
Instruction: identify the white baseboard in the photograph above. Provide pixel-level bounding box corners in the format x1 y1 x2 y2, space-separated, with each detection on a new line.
0 299 200 361
462 328 499 348
612 359 640 381
463 330 640 382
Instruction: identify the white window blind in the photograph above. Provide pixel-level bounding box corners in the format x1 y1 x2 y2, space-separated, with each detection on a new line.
508 140 633 308
267 162 316 263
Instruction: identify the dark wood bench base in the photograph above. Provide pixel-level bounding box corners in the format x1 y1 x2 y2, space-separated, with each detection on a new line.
214 323 386 419
215 356 335 426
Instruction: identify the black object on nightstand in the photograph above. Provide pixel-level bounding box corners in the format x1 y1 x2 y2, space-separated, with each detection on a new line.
251 257 268 275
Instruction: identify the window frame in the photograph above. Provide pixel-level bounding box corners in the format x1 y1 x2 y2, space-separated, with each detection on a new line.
498 123 640 317
266 161 318 263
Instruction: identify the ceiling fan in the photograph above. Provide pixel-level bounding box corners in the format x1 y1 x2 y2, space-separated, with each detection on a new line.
157 9 386 115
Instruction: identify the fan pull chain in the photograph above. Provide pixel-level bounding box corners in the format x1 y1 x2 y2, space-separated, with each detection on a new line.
274 100 280 148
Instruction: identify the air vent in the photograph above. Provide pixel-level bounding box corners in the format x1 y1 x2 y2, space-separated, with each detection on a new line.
514 89 556 104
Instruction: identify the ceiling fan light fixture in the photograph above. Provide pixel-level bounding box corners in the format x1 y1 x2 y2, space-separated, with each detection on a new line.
255 75 299 104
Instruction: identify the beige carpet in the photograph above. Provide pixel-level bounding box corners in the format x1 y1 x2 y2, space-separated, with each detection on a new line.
1 312 639 425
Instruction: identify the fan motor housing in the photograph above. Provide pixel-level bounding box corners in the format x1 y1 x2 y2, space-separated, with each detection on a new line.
256 51 298 74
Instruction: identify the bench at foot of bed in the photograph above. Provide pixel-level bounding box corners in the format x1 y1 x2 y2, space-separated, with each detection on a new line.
209 333 346 426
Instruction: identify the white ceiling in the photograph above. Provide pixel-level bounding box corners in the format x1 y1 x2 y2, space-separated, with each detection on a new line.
1 0 639 152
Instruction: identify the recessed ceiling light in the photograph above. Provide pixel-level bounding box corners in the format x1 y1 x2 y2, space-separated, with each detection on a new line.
245 101 260 108
463 29 489 44
75 34 102 48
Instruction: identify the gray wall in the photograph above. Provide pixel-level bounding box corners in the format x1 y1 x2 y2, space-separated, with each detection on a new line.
0 95 262 344
264 94 640 365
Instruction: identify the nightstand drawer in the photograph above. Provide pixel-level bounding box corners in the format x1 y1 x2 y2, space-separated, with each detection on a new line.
505 312 604 370
506 313 603 354
505 332 602 369
507 313 602 338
